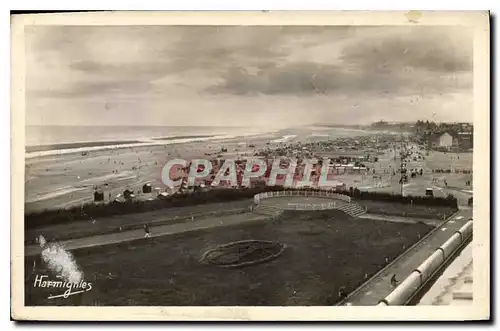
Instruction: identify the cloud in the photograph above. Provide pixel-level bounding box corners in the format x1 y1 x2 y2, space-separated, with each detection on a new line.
207 27 473 97
25 25 474 126
340 28 472 73
207 60 471 97
32 80 154 98
26 26 343 99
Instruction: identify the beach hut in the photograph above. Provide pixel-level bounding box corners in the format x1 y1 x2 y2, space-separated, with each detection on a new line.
142 183 152 193
123 189 134 200
94 190 104 202
334 183 347 192
157 192 169 199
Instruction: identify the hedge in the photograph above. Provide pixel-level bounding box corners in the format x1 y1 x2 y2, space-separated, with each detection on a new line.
26 186 284 229
25 185 458 230
348 187 458 209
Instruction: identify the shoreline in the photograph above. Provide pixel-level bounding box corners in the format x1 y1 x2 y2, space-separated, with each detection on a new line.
24 130 285 212
151 134 215 141
24 127 375 159
26 140 143 153
24 134 239 159
24 127 473 213
26 134 218 152
24 128 287 159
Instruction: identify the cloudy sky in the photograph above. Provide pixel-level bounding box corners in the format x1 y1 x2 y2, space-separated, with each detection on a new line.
25 25 473 128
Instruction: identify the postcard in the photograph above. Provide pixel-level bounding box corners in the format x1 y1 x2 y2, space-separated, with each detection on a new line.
11 10 490 321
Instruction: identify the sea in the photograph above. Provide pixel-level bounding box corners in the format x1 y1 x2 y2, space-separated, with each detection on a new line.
25 125 273 158
25 125 376 159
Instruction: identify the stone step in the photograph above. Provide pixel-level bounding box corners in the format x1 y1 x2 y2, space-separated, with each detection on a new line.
252 204 282 216
336 203 366 217
253 202 365 218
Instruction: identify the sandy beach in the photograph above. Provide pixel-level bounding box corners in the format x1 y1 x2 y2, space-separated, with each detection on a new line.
25 126 360 212
24 126 473 214
25 133 271 212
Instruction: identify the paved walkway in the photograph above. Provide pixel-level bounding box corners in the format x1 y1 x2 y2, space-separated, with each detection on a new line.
26 200 253 244
25 212 267 256
342 208 472 305
359 213 442 226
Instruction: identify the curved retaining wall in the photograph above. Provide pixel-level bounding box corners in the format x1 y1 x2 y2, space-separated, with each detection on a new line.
378 220 473 306
253 190 351 211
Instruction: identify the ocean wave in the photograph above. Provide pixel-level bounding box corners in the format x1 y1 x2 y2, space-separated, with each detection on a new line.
25 129 282 159
271 135 298 143
25 135 232 159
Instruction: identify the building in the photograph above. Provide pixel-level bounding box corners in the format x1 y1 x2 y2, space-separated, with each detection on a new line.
317 151 368 163
427 132 456 151
439 132 454 148
457 131 473 150
458 122 473 131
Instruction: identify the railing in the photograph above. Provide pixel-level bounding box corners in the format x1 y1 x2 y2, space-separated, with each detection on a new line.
253 190 351 211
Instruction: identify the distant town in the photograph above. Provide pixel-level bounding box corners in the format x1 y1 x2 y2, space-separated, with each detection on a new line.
371 120 473 152
318 120 474 152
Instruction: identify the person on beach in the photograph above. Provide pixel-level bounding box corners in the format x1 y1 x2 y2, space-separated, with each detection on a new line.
391 274 398 287
338 286 347 300
32 235 46 272
144 224 151 238
38 235 46 248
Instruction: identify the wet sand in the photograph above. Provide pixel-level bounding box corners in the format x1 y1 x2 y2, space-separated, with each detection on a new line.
25 133 277 213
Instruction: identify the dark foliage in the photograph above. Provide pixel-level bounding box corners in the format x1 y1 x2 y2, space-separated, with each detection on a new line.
25 186 458 230
348 187 458 209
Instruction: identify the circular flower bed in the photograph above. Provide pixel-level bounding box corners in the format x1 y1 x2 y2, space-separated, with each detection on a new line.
200 240 286 268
